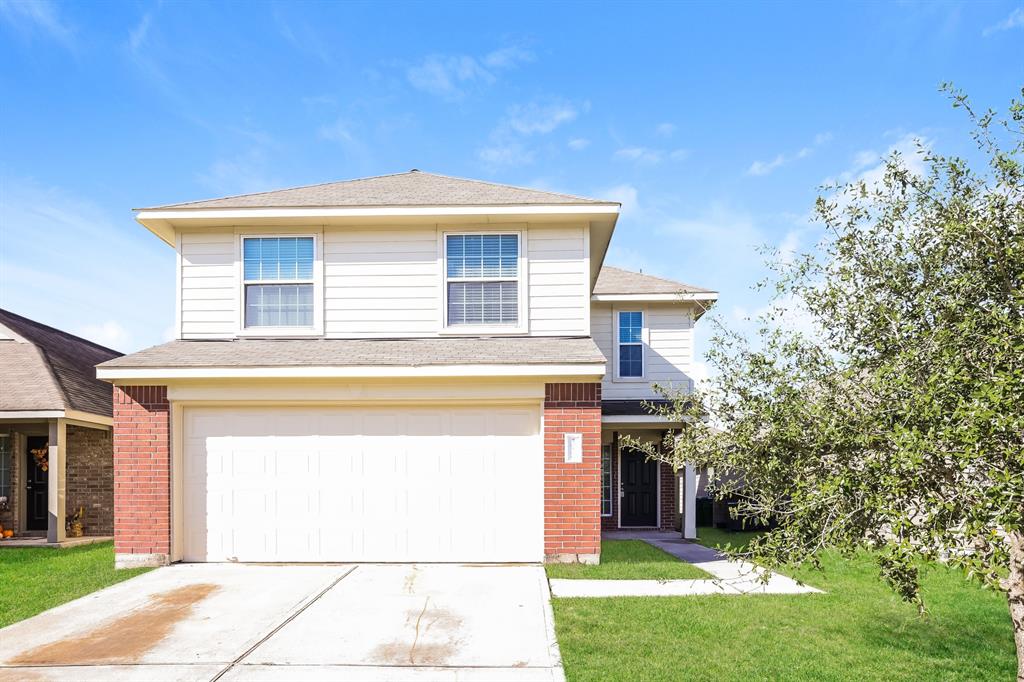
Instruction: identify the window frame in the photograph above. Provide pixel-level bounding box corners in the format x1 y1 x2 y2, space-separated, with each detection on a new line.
614 308 647 381
236 232 323 337
440 229 528 334
600 443 613 517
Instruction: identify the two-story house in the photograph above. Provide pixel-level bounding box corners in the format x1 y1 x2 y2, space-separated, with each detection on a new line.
96 171 717 569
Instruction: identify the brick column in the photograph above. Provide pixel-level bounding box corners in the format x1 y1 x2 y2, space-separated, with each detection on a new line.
544 382 602 564
113 385 170 569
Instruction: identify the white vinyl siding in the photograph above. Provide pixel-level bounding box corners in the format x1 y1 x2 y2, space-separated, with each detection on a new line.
323 227 441 338
593 302 695 400
178 222 592 339
527 224 588 336
180 232 237 338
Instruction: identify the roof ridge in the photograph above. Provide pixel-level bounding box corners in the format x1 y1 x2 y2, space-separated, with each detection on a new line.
0 308 122 355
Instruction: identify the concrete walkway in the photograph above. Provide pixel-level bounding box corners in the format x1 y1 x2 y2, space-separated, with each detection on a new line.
549 530 822 599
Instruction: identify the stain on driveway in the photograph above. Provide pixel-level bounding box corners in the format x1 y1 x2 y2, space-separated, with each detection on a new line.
11 584 219 665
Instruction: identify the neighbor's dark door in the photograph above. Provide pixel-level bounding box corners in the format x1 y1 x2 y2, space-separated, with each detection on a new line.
25 436 48 531
620 447 658 527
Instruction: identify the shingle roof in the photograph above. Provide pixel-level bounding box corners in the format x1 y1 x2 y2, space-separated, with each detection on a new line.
144 170 616 210
99 336 606 369
593 266 716 296
0 309 122 417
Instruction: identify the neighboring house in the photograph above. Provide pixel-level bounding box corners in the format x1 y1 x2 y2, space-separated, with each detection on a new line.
0 309 121 542
96 170 717 569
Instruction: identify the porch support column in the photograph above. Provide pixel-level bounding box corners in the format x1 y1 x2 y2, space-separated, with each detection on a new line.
47 418 67 544
682 461 697 540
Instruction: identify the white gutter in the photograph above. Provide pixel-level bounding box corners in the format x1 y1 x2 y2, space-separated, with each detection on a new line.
97 363 607 381
0 409 113 427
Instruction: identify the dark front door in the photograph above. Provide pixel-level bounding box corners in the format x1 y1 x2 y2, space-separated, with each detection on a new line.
25 436 48 531
620 447 658 527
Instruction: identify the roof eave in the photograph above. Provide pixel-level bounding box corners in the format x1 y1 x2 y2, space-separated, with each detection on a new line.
591 292 719 302
96 362 608 382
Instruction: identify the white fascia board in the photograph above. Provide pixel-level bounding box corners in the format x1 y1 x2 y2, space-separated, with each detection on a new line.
0 409 114 426
97 363 607 381
0 410 65 419
137 204 620 222
591 293 719 302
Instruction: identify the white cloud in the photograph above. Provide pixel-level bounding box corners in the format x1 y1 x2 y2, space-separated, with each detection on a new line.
197 149 280 196
746 132 833 176
614 146 663 164
0 0 74 48
568 137 591 151
655 122 677 137
76 321 132 351
406 46 532 99
478 98 586 168
747 154 786 176
613 146 689 165
601 183 640 216
481 46 534 69
318 117 357 145
478 142 534 167
507 99 579 135
127 10 153 53
829 133 929 187
983 7 1024 35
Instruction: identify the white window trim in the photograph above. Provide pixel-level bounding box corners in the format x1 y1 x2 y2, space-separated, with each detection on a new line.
601 443 613 517
439 229 528 335
236 232 324 338
613 307 648 382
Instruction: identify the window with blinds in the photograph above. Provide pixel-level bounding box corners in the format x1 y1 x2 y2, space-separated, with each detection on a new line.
242 236 315 328
445 234 519 326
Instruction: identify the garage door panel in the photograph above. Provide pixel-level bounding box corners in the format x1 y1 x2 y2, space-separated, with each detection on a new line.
182 405 542 563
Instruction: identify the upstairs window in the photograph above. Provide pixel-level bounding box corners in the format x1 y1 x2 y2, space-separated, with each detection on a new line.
446 234 519 326
243 236 315 328
617 310 644 378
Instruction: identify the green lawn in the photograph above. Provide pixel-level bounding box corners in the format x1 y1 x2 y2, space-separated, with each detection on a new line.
552 530 1016 681
696 525 762 553
546 540 711 580
0 541 151 629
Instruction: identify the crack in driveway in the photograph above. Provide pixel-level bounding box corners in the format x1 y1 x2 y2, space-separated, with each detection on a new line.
209 566 357 682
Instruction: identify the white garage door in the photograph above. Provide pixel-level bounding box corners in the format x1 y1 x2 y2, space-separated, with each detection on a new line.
182 404 542 563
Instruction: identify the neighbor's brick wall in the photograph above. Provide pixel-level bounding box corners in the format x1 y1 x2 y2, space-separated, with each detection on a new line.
66 424 114 536
544 383 602 560
113 386 170 558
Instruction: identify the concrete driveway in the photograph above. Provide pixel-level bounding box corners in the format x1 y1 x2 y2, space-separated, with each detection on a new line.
0 563 563 681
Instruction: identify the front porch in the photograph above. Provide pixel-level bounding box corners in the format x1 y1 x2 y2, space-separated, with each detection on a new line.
600 423 698 540
0 416 114 546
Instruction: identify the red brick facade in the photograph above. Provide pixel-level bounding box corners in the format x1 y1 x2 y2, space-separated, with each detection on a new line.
543 382 602 563
113 385 170 566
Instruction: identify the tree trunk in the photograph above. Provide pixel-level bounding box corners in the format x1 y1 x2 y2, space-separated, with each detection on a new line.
1007 531 1024 681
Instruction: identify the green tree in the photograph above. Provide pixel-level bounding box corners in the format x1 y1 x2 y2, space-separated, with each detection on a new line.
631 87 1024 677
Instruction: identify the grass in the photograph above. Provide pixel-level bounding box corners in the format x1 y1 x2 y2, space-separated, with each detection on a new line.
0 541 151 629
551 529 1016 681
696 525 763 553
545 540 711 580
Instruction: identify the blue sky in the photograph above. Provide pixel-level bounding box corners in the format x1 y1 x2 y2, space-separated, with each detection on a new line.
1 1 1022 364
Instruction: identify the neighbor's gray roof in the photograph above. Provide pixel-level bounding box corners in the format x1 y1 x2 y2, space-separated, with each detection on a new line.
144 170 616 210
594 266 716 296
99 336 606 369
0 309 122 416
